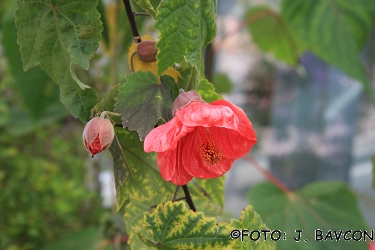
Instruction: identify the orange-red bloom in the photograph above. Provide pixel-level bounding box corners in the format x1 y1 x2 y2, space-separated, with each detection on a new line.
83 117 115 157
144 91 257 185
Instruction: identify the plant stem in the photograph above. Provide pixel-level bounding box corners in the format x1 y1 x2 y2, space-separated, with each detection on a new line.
182 184 196 212
122 0 141 43
134 12 150 17
100 111 121 119
244 155 291 194
172 186 181 202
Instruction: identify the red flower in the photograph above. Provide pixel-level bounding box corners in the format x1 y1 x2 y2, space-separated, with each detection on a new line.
144 91 257 185
83 117 115 157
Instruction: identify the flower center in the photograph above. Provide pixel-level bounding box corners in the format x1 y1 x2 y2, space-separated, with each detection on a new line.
198 138 222 165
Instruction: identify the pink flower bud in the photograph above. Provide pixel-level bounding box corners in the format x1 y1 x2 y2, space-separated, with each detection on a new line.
82 117 115 157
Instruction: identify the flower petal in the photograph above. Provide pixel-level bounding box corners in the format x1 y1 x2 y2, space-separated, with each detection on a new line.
144 117 194 153
181 129 235 178
211 100 256 141
157 138 193 185
175 102 239 129
205 126 256 159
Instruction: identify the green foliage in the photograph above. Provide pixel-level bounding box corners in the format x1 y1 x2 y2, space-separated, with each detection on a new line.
281 0 375 102
134 0 157 18
93 84 121 124
197 78 222 103
212 73 233 94
248 181 368 250
0 122 102 250
15 0 102 121
93 84 121 114
230 205 276 250
246 6 301 65
40 227 100 250
154 0 217 78
1 1 60 120
114 72 178 140
137 201 234 249
10 0 375 249
177 62 200 91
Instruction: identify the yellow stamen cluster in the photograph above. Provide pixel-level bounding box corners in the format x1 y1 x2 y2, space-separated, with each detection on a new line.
198 139 222 165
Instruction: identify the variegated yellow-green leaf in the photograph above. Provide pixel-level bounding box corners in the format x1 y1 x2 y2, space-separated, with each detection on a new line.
108 135 129 210
137 201 235 249
230 205 276 250
113 127 175 207
125 194 173 250
194 176 225 208
125 184 224 249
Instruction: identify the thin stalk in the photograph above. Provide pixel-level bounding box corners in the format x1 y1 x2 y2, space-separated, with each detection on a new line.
182 184 196 212
172 186 181 202
244 155 291 194
122 0 141 43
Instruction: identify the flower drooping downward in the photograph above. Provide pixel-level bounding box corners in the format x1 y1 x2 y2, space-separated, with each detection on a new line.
83 117 115 157
144 90 257 185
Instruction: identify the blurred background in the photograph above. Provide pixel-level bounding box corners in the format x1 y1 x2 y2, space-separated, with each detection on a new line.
1 0 375 249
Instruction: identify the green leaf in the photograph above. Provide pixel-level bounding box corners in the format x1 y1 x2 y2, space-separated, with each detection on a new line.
246 6 301 65
248 181 369 250
281 0 375 102
154 0 217 77
194 176 225 208
197 78 222 103
114 71 178 140
15 0 101 122
59 81 98 122
230 205 276 250
2 1 60 120
108 136 130 210
15 0 102 70
134 0 157 18
93 84 121 124
138 201 235 249
212 73 233 94
177 62 200 91
93 84 121 114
